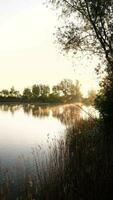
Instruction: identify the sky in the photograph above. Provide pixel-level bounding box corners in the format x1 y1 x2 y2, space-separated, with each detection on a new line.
0 0 100 96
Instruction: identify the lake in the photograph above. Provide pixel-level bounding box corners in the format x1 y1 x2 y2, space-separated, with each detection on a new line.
0 103 99 165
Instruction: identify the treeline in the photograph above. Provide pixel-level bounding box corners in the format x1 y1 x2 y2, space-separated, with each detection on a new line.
0 79 96 105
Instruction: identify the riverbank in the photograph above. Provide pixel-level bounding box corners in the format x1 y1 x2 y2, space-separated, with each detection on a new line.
0 91 94 106
0 101 83 107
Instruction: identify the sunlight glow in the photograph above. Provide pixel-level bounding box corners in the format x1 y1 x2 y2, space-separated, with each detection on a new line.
0 0 100 96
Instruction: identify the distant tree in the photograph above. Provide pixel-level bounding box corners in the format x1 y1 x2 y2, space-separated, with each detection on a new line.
39 84 50 97
1 89 9 97
52 85 60 97
9 87 20 97
52 79 82 102
23 88 32 101
58 79 74 97
32 84 40 100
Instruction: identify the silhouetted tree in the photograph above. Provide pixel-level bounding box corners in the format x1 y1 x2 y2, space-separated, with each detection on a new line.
32 84 40 100
9 87 20 97
58 79 74 97
39 84 50 97
23 88 32 101
53 79 82 101
1 89 9 97
48 0 113 129
52 85 60 97
0 81 83 104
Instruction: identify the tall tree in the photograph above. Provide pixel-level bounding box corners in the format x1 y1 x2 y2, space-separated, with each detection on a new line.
32 84 40 100
58 79 74 96
39 84 50 97
52 85 61 96
23 88 32 101
9 87 20 97
52 79 82 102
48 0 113 126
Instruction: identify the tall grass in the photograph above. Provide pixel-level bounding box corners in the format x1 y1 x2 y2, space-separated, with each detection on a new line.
0 119 113 200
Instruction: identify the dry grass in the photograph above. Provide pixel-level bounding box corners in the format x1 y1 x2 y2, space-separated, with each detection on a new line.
0 119 113 200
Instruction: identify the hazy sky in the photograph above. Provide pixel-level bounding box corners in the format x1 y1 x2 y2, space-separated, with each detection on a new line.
0 0 99 95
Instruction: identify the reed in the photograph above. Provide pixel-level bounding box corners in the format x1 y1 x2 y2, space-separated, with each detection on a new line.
0 119 113 200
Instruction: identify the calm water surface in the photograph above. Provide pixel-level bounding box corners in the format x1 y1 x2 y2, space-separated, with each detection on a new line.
0 104 99 165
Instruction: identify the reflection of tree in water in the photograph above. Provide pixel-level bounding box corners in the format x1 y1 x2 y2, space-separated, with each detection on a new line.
22 104 50 118
0 104 50 118
22 104 32 115
22 104 81 123
52 104 81 125
32 106 50 118
0 104 21 114
0 103 95 125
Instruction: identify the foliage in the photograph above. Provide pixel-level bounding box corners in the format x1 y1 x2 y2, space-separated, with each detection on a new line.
9 87 20 97
39 84 50 97
0 79 85 104
0 89 9 97
48 0 113 60
48 0 113 126
23 88 32 101
32 84 40 100
52 79 82 102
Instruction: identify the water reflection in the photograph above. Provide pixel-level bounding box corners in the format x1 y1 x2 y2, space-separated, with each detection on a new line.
80 105 99 119
0 103 99 165
0 103 99 125
52 104 81 125
0 104 21 114
23 104 50 118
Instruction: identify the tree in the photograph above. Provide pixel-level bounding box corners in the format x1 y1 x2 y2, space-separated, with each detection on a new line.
52 85 61 97
49 0 113 60
58 79 74 97
39 84 50 97
48 0 113 126
23 88 32 101
1 89 9 97
52 79 82 102
9 87 20 97
32 84 40 100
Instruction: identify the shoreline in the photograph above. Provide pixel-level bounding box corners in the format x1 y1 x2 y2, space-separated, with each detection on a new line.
0 101 83 107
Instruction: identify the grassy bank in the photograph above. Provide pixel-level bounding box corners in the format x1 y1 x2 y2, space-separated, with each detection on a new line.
0 119 113 200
